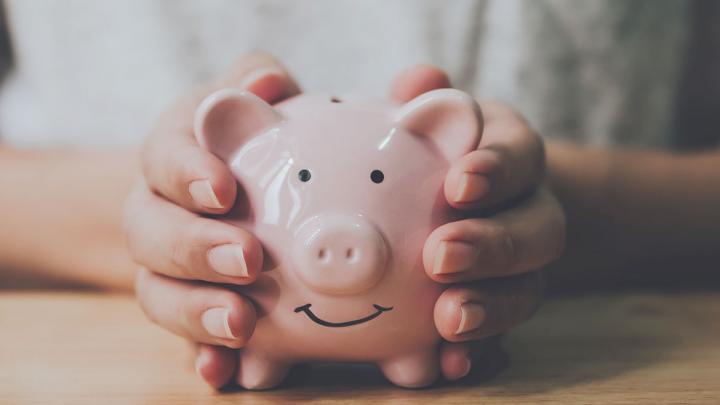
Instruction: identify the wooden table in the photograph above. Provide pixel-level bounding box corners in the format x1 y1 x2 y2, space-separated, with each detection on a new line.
1 291 718 404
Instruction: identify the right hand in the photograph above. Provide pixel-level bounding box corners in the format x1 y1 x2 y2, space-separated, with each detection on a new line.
123 53 301 387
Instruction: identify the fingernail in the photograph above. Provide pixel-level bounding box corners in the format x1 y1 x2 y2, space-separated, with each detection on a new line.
189 179 223 209
240 67 288 102
459 357 472 379
455 303 486 335
201 307 236 339
208 244 249 277
454 172 490 203
239 67 285 89
195 349 212 376
433 241 480 275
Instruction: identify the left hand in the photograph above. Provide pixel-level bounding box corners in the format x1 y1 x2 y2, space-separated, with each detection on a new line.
391 65 565 380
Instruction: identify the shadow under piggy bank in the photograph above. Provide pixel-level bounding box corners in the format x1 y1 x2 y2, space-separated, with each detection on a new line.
221 292 684 397
457 292 681 396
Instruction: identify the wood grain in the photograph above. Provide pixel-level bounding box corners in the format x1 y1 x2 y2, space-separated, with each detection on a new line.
1 291 719 404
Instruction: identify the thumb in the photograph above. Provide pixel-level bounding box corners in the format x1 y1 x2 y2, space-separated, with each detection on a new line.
217 52 302 103
390 64 451 103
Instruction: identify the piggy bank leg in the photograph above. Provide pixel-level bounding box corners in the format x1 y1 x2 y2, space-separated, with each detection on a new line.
379 348 439 388
236 350 290 390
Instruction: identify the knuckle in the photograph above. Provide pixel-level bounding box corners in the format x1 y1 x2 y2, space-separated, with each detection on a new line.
486 224 519 275
134 271 161 325
172 147 198 192
183 286 213 327
169 224 202 279
221 223 249 243
186 286 209 310
144 308 161 326
480 100 514 118
133 267 150 296
121 187 144 231
122 190 149 257
169 239 186 277
464 221 519 277
481 100 530 129
483 273 544 334
503 127 544 177
142 308 161 326
142 132 176 188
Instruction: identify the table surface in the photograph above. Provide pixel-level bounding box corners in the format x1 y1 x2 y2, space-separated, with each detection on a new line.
1 290 719 404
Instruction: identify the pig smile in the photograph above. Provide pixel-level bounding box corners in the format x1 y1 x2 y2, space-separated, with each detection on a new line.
294 303 393 327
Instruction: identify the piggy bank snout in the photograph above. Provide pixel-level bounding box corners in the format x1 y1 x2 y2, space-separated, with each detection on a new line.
292 215 388 295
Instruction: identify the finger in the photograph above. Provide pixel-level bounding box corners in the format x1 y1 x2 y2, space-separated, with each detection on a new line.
440 342 472 380
446 101 545 209
217 52 301 103
195 344 238 389
135 268 256 349
143 52 300 215
143 133 238 215
124 185 263 283
390 64 451 103
434 271 544 342
440 336 504 381
424 188 565 282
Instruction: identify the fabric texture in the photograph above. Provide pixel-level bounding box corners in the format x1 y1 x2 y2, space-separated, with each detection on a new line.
0 0 714 149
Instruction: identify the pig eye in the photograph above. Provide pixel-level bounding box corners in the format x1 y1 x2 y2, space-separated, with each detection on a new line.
370 170 384 184
298 169 312 182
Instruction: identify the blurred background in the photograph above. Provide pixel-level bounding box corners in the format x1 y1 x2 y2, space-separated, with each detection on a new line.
1 0 718 291
0 1 718 402
0 0 717 150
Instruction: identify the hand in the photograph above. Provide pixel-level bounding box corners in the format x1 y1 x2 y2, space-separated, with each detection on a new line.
194 66 564 388
127 60 564 389
392 65 565 380
123 53 301 387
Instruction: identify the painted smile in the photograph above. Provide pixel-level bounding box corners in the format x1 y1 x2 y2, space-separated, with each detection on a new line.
293 303 393 328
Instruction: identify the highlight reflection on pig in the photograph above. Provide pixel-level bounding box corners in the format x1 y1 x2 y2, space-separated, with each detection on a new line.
194 87 482 389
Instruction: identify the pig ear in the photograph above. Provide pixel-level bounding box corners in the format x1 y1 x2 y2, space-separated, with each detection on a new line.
395 88 482 160
194 88 284 161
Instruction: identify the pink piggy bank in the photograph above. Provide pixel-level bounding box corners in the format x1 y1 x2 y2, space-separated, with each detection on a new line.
194 87 482 389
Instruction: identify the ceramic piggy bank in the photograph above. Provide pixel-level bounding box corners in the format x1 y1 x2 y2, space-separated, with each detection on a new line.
194 88 482 389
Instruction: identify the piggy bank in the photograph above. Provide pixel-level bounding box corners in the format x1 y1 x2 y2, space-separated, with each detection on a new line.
194 87 482 389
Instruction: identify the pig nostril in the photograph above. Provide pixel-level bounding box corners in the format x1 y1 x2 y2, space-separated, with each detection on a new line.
345 248 358 263
318 248 330 264
294 215 388 294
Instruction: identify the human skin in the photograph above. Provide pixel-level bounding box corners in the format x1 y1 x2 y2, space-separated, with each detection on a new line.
545 143 720 291
3 132 715 293
2 55 718 387
125 54 563 387
0 148 138 289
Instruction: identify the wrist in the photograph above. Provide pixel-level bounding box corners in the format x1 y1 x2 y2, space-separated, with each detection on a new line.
545 141 615 206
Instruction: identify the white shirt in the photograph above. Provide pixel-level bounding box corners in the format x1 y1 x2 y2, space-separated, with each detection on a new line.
0 0 690 148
